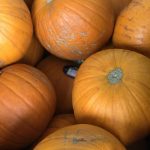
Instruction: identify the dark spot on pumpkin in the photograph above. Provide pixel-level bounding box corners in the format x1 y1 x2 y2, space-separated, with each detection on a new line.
72 137 87 144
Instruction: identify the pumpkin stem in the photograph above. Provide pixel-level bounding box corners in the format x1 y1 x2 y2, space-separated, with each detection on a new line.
107 68 123 84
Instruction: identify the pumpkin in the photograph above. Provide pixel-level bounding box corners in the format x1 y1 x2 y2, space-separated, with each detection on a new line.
32 0 114 61
44 114 76 136
37 55 75 114
0 64 56 150
109 0 131 16
20 34 44 66
113 0 150 58
0 0 33 68
24 0 33 9
33 124 126 150
73 49 150 145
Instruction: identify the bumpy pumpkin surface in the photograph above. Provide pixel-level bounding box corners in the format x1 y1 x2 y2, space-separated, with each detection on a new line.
33 124 126 150
0 0 33 68
32 0 114 60
0 64 56 150
113 0 150 58
73 49 150 145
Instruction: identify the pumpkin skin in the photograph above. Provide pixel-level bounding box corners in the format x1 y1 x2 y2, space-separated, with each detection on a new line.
73 49 150 145
0 0 33 68
0 64 56 150
32 0 114 61
37 55 74 114
113 0 150 58
33 124 126 150
20 34 44 66
44 114 76 136
109 0 131 16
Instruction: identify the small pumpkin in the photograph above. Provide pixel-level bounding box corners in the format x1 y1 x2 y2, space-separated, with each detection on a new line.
0 64 56 150
37 55 75 114
113 0 150 58
20 34 44 66
109 0 131 16
32 0 114 60
73 49 150 145
44 114 76 136
0 0 33 68
33 124 126 150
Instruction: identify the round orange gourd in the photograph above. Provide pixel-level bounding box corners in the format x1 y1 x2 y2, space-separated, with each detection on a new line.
37 56 75 113
109 0 131 16
0 64 56 150
44 114 76 136
33 124 126 150
0 0 33 68
113 0 150 58
29 114 76 149
32 0 114 60
73 49 150 145
20 34 44 66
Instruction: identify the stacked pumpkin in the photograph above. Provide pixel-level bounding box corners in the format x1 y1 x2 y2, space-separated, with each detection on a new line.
0 0 149 150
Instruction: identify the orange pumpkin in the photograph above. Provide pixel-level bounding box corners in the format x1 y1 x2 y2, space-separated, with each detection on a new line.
109 0 131 16
0 0 33 68
0 64 56 150
73 49 150 145
20 34 44 66
113 0 150 58
37 55 75 113
44 114 76 136
32 0 114 60
33 124 126 150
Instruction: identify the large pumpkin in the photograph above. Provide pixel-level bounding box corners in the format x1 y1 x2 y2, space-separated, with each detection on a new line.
113 0 150 58
0 0 33 68
0 64 56 150
33 124 126 150
32 0 114 60
73 49 150 145
20 34 44 66
109 0 131 16
37 55 75 113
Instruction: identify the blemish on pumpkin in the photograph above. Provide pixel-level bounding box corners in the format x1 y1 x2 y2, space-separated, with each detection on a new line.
56 39 67 46
127 17 133 21
72 137 87 144
46 44 52 50
80 32 88 37
47 0 53 3
124 25 134 32
71 49 83 55
123 34 132 39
